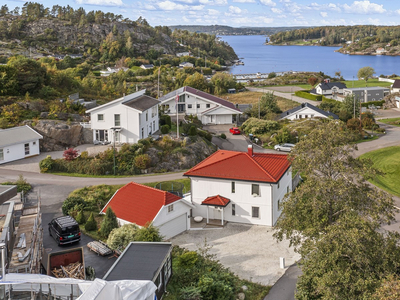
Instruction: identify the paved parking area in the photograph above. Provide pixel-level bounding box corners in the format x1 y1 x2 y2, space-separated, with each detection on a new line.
171 223 300 286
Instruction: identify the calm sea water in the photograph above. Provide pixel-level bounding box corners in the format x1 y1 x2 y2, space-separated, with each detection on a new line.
221 35 400 80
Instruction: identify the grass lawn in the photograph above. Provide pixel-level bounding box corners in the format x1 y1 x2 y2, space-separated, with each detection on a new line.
222 91 299 111
341 79 393 88
359 146 400 197
379 117 400 127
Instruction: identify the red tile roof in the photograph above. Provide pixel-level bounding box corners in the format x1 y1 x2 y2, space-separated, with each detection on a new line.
184 150 291 183
101 182 182 226
201 195 231 207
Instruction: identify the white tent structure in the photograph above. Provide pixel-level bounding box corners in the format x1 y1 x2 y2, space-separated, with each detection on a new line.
0 273 156 300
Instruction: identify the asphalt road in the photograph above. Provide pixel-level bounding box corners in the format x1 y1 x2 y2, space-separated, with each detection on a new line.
246 87 320 105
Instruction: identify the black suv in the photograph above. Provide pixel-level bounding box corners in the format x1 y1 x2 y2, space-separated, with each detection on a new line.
48 216 81 246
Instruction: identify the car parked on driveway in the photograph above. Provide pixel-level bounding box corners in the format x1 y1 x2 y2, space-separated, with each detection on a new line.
274 143 295 152
48 216 81 246
229 127 241 135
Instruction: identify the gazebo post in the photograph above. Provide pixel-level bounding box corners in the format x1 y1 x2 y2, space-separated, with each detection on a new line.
206 207 209 223
221 208 224 226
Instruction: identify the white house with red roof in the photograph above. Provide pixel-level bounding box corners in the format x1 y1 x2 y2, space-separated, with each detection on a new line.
184 145 292 226
100 182 193 239
159 86 242 125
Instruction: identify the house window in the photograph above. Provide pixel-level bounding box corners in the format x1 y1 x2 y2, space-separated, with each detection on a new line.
188 104 192 109
168 205 174 213
146 111 148 121
197 104 200 108
164 255 172 283
33 141 36 145
24 143 30 155
252 206 260 218
278 199 281 210
141 128 144 139
153 120 155 131
206 104 210 108
232 204 236 216
231 182 235 193
0 149 3 161
178 95 185 102
277 182 280 189
287 186 290 194
251 184 260 196
154 272 162 289
114 114 120 126
98 114 104 121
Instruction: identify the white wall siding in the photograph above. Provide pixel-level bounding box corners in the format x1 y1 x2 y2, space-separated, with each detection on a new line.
153 201 191 231
190 177 273 226
271 168 292 225
0 140 40 165
284 107 330 120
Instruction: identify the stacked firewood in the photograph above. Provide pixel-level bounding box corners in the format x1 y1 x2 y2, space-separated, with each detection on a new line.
51 262 85 279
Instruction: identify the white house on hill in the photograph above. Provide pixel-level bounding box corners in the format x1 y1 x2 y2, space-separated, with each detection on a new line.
86 90 160 144
0 126 43 165
159 86 242 125
184 145 292 226
280 103 339 120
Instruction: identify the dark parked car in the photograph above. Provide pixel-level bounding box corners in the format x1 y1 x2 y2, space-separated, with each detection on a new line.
48 216 81 246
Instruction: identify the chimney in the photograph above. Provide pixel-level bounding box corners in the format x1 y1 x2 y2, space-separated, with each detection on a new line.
248 144 253 156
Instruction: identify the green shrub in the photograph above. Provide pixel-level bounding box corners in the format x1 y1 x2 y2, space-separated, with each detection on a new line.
161 124 170 134
39 155 54 173
197 130 212 141
75 210 86 224
135 223 163 242
361 100 385 108
295 91 322 101
107 223 138 251
220 133 226 139
241 118 280 135
99 207 119 238
134 154 151 169
165 115 172 127
375 127 385 133
85 212 97 231
1 175 32 194
188 125 197 136
62 196 85 216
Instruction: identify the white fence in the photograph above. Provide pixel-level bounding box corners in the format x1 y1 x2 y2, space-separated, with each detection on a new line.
378 77 395 83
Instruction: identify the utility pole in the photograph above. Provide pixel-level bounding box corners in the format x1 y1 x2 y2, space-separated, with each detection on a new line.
258 97 261 119
175 94 179 139
157 59 161 98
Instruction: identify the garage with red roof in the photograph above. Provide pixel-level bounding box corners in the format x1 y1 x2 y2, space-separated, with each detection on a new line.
101 182 193 239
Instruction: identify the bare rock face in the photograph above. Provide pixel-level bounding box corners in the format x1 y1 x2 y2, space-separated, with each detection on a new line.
383 92 400 109
148 137 216 173
22 120 93 152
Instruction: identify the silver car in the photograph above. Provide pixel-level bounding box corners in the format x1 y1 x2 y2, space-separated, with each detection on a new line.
274 143 295 152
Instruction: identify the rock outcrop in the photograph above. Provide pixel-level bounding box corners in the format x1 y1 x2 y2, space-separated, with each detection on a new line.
22 120 93 152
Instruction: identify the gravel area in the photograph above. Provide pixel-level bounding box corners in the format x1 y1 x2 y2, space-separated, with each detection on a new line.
171 223 300 286
265 86 305 93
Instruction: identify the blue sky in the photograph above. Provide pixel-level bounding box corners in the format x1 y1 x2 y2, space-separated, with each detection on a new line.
5 0 400 27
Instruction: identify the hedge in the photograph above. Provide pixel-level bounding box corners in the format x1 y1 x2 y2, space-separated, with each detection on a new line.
295 91 322 101
361 100 385 108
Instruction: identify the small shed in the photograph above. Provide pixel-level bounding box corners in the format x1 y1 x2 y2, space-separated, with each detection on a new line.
0 126 43 165
103 242 172 300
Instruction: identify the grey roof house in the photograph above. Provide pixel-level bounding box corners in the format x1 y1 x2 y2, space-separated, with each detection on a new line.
343 87 390 103
103 242 172 300
280 103 339 120
312 82 347 95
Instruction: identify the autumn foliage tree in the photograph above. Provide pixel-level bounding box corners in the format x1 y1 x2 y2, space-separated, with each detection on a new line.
307 76 318 87
63 148 79 161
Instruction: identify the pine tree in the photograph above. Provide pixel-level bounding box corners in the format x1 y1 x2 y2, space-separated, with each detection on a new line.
100 207 119 238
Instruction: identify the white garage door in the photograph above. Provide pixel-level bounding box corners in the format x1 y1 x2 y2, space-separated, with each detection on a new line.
158 213 187 239
216 114 233 124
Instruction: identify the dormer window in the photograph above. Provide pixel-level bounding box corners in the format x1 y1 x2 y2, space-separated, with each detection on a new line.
168 205 174 212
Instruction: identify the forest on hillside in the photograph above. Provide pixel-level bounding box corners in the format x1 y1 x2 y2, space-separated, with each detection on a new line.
0 2 237 63
268 25 400 54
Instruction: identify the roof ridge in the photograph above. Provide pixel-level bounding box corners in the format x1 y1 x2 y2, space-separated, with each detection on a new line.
184 150 242 174
247 153 276 180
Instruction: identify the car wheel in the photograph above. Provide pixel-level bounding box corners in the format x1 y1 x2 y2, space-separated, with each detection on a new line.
277 148 280 151
49 228 52 237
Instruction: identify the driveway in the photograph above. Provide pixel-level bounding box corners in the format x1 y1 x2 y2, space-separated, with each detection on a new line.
171 223 300 286
247 87 320 106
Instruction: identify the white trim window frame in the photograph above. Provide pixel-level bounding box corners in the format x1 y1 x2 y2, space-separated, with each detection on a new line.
0 149 3 161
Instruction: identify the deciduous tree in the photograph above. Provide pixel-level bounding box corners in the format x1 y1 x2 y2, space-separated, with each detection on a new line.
357 66 375 86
